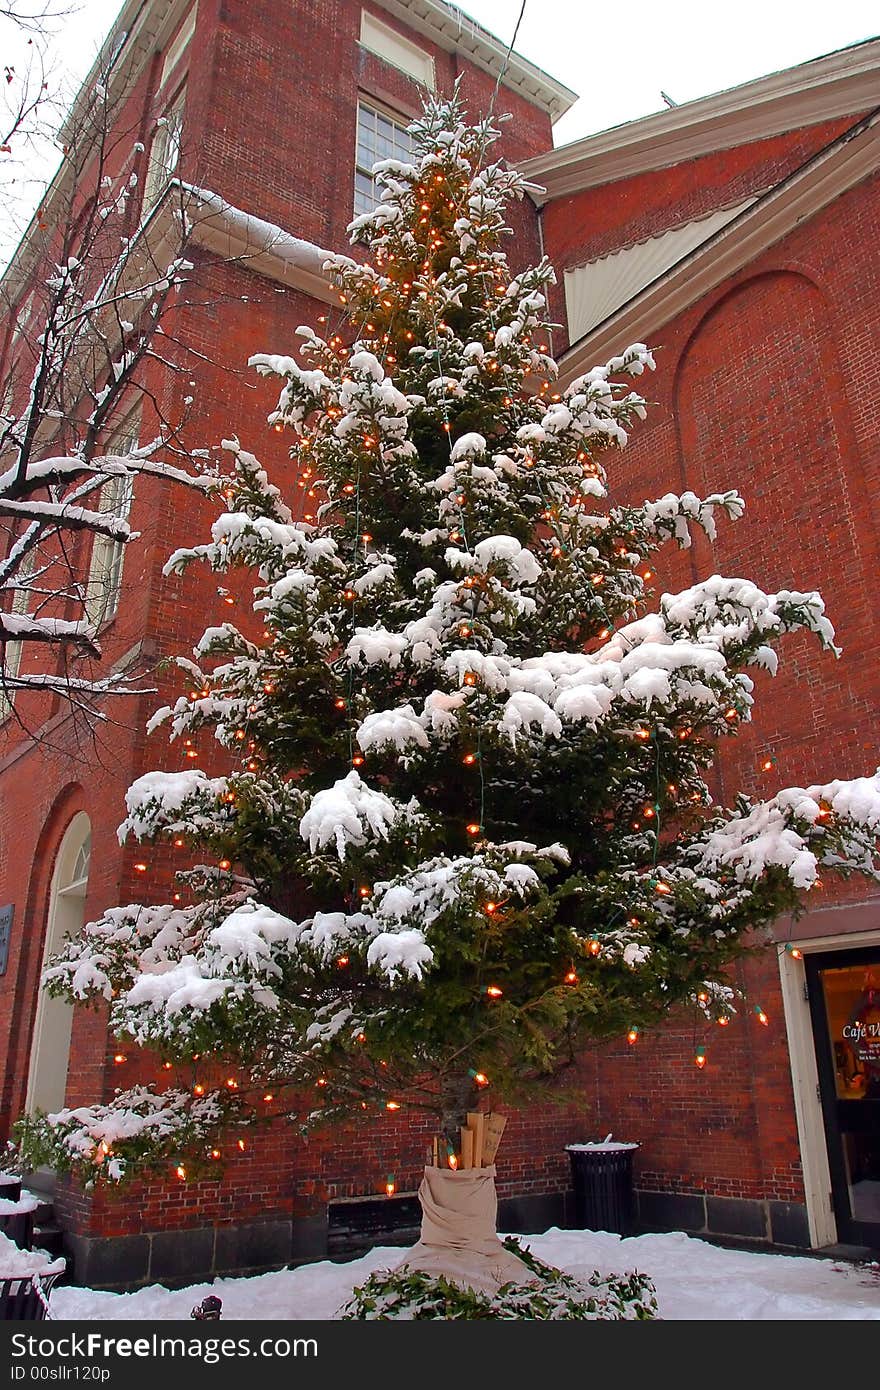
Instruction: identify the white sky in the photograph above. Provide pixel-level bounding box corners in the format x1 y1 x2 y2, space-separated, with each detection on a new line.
2 0 878 264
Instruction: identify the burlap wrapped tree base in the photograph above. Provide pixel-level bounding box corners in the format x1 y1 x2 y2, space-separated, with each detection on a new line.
396 1164 536 1296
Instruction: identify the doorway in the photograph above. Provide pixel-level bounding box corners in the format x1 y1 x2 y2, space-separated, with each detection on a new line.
25 812 91 1117
806 946 880 1248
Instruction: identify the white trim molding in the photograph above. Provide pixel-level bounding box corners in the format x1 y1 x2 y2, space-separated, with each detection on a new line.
180 185 346 306
376 0 576 121
777 915 880 1249
524 38 880 204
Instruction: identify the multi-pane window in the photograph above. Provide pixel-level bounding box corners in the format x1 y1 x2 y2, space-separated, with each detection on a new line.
143 87 185 210
84 416 139 628
354 102 413 218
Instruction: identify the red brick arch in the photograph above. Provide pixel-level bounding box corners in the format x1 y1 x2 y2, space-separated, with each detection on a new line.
671 267 879 796
0 784 87 1136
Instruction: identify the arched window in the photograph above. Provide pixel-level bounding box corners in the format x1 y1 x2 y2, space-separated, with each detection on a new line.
26 812 91 1117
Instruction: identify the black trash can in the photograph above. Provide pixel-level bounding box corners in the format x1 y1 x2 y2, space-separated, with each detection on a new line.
0 1269 63 1321
566 1142 639 1235
0 1195 36 1252
0 1175 21 1203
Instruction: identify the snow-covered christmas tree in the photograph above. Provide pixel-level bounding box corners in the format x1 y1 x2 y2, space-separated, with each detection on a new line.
19 90 880 1310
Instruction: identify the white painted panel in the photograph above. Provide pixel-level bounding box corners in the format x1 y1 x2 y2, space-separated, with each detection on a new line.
564 198 756 343
360 10 435 89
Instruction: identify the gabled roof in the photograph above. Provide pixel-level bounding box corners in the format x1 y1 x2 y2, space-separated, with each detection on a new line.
558 107 880 385
523 38 880 206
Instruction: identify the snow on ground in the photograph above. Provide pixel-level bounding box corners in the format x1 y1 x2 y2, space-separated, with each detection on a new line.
49 1228 880 1321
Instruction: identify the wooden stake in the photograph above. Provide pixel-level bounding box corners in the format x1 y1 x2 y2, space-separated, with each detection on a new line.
466 1111 485 1168
460 1125 474 1169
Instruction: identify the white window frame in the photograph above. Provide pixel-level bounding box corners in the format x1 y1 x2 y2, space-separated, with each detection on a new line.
84 412 140 630
354 99 414 219
143 85 186 210
359 12 435 89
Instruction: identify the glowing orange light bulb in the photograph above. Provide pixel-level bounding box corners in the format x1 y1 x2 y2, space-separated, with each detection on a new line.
486 985 503 998
113 1053 126 1064
565 969 579 984
385 1100 400 1111
466 823 481 836
176 1165 186 1179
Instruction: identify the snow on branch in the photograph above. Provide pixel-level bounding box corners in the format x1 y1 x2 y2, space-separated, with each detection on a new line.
12 1087 240 1184
691 774 880 889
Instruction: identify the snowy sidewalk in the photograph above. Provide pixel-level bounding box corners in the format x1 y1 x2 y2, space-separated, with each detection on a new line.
50 1227 880 1321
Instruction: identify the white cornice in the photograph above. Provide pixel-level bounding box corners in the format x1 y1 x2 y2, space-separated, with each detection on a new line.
182 186 345 306
375 0 576 121
557 111 880 386
523 39 880 205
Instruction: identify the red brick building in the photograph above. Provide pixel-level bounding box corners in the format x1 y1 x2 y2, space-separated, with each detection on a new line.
1 0 878 1285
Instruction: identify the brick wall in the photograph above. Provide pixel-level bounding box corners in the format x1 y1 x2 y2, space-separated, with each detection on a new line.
538 147 880 1209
